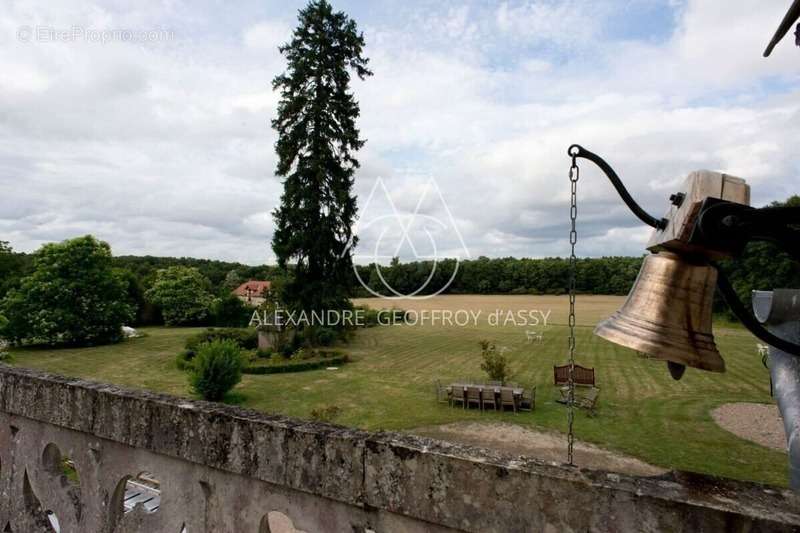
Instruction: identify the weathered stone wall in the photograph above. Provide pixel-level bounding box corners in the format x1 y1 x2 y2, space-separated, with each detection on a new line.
1 364 799 532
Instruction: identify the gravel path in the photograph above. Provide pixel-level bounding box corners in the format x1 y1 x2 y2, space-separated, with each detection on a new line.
711 402 786 451
411 421 666 476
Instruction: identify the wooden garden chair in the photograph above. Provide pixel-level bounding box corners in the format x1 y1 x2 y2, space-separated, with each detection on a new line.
451 386 466 409
518 386 535 412
435 380 450 405
499 387 517 413
576 387 600 416
481 388 497 411
466 386 482 410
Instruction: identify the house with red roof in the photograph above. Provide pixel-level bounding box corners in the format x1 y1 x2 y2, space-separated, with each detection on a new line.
232 280 271 306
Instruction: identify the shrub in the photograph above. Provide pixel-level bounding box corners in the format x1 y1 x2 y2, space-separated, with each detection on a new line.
179 328 257 370
280 342 295 358
189 339 244 401
175 350 195 370
310 405 342 423
307 326 337 346
185 328 258 354
210 293 251 327
479 340 510 385
256 348 273 359
1 311 11 360
268 329 302 357
0 336 10 362
288 325 337 348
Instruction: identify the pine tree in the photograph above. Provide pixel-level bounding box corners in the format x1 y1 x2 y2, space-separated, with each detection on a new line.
271 0 371 314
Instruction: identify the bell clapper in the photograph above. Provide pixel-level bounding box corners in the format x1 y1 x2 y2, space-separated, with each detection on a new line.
667 361 686 381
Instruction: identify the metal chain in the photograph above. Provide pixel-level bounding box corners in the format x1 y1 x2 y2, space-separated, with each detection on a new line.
567 152 579 466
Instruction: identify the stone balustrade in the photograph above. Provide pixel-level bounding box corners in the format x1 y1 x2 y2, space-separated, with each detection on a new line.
1 364 799 532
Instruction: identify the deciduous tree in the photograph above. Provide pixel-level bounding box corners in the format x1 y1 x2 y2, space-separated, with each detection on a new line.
145 266 214 326
0 235 133 346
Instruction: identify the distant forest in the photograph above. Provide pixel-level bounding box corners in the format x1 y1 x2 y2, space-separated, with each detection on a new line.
352 196 800 314
1 195 797 326
2 247 798 324
351 256 643 297
112 255 279 290
0 252 645 301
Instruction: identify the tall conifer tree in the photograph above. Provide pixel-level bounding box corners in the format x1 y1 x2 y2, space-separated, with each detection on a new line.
271 0 371 314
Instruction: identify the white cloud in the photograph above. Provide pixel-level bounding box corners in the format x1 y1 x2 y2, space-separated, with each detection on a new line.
0 0 797 266
243 20 291 51
494 0 605 48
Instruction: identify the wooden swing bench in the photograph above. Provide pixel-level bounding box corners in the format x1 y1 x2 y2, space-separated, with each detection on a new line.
554 364 600 415
553 364 595 387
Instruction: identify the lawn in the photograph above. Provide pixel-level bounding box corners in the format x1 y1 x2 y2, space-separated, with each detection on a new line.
8 295 787 486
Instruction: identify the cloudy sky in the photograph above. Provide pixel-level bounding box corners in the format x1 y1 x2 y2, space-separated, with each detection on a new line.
1 0 798 265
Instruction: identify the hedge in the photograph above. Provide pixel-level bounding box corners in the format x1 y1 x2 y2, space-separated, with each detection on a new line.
242 354 349 375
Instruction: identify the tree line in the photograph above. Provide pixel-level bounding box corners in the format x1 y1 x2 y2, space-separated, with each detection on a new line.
0 237 284 344
351 256 644 297
0 198 795 346
353 196 799 317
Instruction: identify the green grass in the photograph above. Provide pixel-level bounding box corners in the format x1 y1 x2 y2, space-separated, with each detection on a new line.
8 295 787 486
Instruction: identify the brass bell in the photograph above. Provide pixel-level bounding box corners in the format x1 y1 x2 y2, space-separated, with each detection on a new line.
594 251 725 376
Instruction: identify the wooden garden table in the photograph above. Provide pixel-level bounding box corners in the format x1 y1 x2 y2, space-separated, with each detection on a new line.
446 383 524 396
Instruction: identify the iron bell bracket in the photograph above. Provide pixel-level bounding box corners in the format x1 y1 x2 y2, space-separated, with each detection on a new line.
696 199 800 262
567 144 668 230
698 200 800 356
